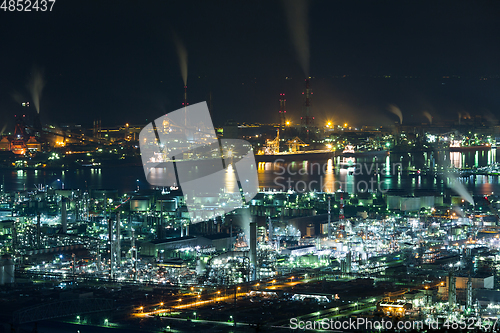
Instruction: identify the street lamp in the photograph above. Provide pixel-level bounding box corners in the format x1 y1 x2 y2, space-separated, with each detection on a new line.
234 286 240 305
194 311 197 320
104 318 109 326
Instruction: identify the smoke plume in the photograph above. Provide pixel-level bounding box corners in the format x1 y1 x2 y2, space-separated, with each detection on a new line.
27 68 45 114
283 0 310 76
173 32 188 86
423 111 432 124
388 104 403 124
445 170 474 206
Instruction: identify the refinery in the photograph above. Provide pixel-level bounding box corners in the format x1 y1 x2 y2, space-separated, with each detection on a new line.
2 1 500 332
1 76 500 331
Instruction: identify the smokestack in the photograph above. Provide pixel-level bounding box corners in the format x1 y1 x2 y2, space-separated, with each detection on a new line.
131 228 137 281
108 218 114 280
448 270 456 307
33 113 42 135
182 85 188 127
327 196 331 239
72 253 76 277
346 250 352 274
466 276 473 312
61 197 67 233
157 205 162 240
268 217 273 244
279 94 287 126
116 212 121 266
301 79 314 127
230 222 233 251
36 212 41 249
339 192 344 221
250 222 257 279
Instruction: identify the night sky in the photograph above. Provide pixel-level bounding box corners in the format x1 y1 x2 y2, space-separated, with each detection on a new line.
1 0 499 130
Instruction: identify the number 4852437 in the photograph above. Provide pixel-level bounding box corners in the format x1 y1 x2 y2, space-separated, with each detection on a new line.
1 0 56 12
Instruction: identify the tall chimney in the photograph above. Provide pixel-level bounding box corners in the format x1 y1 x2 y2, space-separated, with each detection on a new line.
279 93 287 126
116 212 121 266
183 85 188 127
108 218 114 280
131 228 137 281
268 217 273 244
36 212 41 249
250 221 257 280
301 78 314 128
448 270 456 307
61 197 67 233
327 196 331 239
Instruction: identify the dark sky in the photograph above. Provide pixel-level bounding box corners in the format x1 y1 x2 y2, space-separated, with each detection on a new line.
1 0 499 130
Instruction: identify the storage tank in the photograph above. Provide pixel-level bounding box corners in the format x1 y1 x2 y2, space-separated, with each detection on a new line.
130 198 149 212
387 195 401 210
400 197 420 211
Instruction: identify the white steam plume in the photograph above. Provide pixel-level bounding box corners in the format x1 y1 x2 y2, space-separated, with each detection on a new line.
283 0 310 76
173 32 188 86
388 104 403 124
27 68 45 114
423 111 432 124
444 170 474 206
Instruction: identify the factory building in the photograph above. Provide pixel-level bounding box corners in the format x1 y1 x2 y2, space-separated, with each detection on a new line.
444 274 494 290
281 245 315 256
387 195 438 211
203 233 235 252
140 236 217 258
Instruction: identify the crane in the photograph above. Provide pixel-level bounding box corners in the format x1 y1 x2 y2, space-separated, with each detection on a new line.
286 137 308 153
